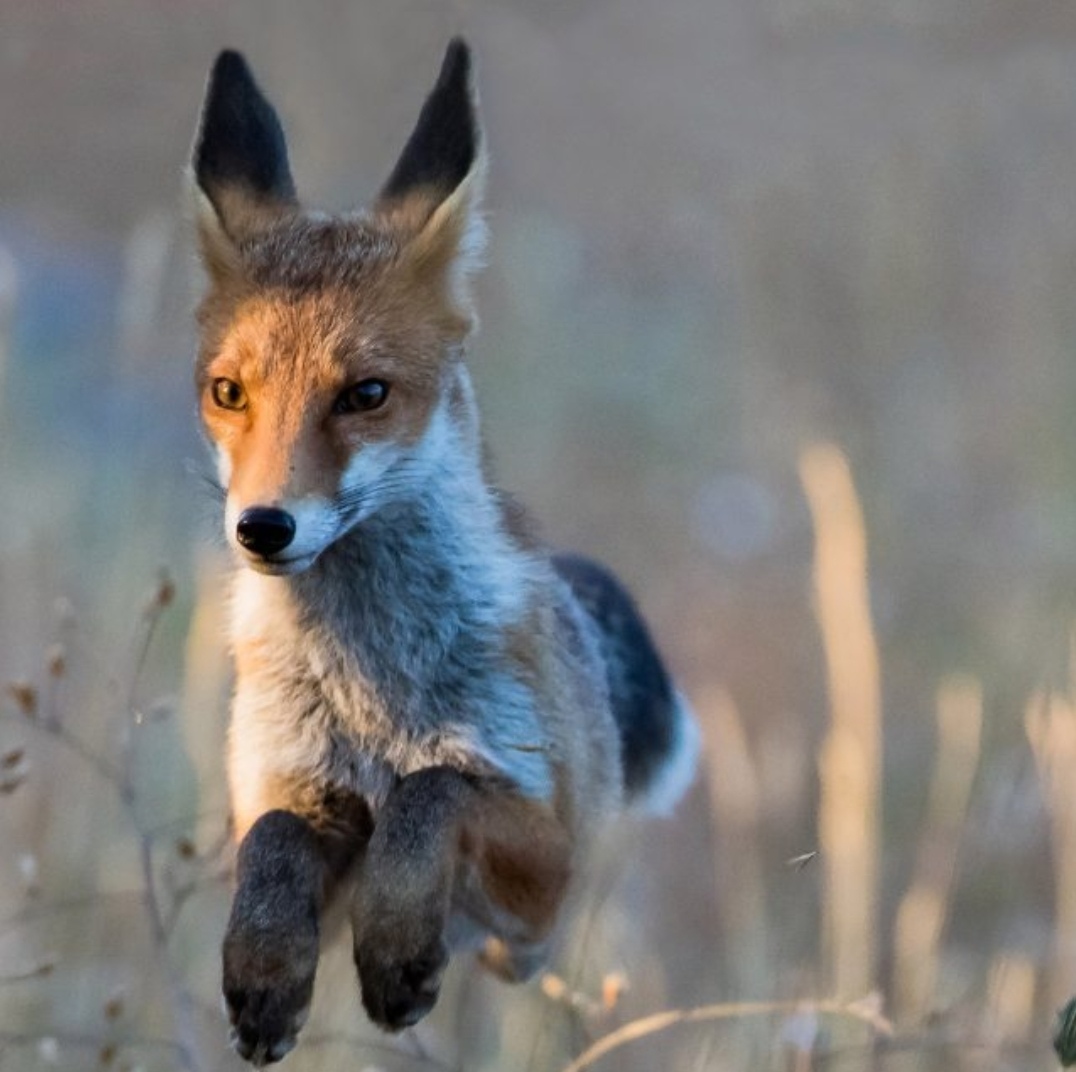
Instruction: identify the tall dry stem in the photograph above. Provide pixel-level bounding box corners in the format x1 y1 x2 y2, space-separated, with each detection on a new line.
799 442 881 1000
1025 643 1076 1011
986 953 1037 1048
701 685 771 1000
893 675 982 1024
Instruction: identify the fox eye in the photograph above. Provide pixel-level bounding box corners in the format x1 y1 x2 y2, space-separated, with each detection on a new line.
334 379 390 415
211 378 247 411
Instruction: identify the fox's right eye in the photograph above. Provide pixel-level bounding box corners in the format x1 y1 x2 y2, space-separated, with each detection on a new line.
211 378 247 411
333 379 390 415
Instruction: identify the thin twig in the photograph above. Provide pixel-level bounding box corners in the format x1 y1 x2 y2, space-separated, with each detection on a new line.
402 1026 455 1070
0 956 56 984
559 996 895 1072
140 806 232 846
162 863 232 939
301 1029 460 1071
0 710 121 789
0 1028 187 1058
109 582 209 1072
0 888 147 940
4 584 209 1072
120 591 169 805
540 973 604 1019
525 827 629 1072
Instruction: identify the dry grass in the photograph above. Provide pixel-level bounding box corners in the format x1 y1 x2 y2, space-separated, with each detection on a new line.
1026 650 1076 1016
893 675 982 1023
800 442 882 1004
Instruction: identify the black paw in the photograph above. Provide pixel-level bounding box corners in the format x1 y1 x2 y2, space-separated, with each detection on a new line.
224 983 309 1066
354 934 448 1031
222 923 318 1065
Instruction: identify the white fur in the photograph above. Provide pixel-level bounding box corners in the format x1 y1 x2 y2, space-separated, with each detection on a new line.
409 380 530 624
216 446 232 488
338 440 398 519
630 692 700 818
416 161 488 315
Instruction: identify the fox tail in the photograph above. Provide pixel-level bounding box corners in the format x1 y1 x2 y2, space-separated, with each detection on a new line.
554 554 700 817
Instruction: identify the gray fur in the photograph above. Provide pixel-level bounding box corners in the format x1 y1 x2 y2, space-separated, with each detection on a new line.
236 485 571 804
240 214 400 294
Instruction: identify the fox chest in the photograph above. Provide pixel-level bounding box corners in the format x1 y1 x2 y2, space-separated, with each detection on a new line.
228 574 556 811
230 644 501 810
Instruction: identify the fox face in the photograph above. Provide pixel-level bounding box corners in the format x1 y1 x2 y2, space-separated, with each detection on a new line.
191 45 485 574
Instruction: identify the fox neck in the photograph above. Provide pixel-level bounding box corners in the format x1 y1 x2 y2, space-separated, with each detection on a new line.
293 475 524 646
236 367 532 711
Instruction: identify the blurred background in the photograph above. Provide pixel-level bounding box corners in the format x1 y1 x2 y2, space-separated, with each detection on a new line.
4 1 1076 1069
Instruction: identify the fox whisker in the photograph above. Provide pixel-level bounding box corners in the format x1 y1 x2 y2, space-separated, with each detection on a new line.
335 465 424 513
184 459 226 502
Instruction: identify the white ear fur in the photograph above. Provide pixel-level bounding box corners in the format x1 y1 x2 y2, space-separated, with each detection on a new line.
410 154 489 313
187 173 242 282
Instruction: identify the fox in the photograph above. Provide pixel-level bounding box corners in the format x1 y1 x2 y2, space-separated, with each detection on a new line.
189 38 699 1066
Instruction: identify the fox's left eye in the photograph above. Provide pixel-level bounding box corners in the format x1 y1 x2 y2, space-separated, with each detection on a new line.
333 379 390 415
211 377 247 411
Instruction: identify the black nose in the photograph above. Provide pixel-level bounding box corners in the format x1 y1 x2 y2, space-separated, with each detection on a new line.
236 507 296 556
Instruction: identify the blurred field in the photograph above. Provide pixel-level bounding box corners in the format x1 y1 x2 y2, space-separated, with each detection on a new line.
4 1 1076 1069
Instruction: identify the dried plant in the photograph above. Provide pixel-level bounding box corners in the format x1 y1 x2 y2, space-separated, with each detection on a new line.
893 675 982 1023
799 442 882 1002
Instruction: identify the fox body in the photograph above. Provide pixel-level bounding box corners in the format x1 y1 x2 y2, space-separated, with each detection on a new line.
191 40 698 1065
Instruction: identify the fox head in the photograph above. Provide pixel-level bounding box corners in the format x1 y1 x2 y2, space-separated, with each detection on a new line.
190 40 487 575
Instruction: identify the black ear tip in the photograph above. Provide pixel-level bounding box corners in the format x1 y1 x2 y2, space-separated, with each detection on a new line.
208 49 256 94
377 36 481 204
444 37 472 67
194 47 296 210
213 48 247 71
440 37 474 92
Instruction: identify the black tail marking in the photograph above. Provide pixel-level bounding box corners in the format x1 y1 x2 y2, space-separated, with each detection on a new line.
553 553 679 800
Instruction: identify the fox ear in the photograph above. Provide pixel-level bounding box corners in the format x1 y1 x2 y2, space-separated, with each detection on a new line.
381 38 481 207
379 38 487 304
190 50 297 272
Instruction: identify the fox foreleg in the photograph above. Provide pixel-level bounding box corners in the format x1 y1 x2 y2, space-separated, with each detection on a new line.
352 766 572 1031
223 801 371 1065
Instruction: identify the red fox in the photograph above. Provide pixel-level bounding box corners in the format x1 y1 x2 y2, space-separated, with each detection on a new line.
190 38 698 1065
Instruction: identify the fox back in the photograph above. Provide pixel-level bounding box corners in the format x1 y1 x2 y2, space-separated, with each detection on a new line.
191 40 698 1063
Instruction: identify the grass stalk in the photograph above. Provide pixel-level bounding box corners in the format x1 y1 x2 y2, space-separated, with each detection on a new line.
799 442 882 1000
893 675 982 1024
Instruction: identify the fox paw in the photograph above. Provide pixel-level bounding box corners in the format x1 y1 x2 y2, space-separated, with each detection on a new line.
224 984 310 1066
354 933 448 1031
222 922 318 1065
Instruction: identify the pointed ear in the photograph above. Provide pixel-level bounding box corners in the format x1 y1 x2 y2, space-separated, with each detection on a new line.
378 39 487 303
190 50 297 273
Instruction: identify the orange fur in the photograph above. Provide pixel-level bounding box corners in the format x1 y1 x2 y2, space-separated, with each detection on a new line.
199 233 472 510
